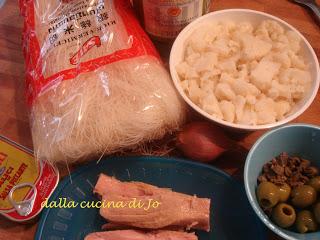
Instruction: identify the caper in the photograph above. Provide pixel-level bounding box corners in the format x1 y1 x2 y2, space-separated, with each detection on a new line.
308 176 320 192
291 185 317 208
278 183 291 203
314 202 320 224
272 203 296 228
257 182 280 209
295 210 318 233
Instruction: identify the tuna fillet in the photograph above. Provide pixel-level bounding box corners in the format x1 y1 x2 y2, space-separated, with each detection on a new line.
85 230 198 240
94 174 210 231
101 222 186 231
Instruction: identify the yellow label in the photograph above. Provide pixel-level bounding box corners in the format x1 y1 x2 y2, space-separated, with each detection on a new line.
0 139 39 211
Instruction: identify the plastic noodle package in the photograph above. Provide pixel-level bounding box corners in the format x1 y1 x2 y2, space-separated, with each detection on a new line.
19 0 185 164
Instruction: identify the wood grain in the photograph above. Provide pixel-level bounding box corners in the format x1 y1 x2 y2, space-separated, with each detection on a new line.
0 0 319 239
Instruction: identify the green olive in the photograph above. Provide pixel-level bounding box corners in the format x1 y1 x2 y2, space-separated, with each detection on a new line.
272 203 296 228
295 210 318 233
257 182 280 209
291 185 317 208
308 176 320 192
314 202 320 224
278 183 291 203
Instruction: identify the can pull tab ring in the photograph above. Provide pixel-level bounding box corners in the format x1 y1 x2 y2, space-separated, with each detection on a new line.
8 183 37 216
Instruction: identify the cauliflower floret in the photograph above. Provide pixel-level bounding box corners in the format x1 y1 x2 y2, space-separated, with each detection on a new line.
201 69 220 80
194 52 218 73
176 61 189 79
188 23 220 52
277 34 290 44
267 86 280 99
291 84 306 100
274 100 291 120
286 30 301 53
219 72 235 85
215 82 236 101
237 64 249 79
255 20 285 41
232 23 254 43
288 51 307 70
286 30 301 43
223 21 237 33
200 94 223 119
255 97 277 124
273 51 291 68
251 60 281 91
180 80 189 92
185 45 195 57
279 68 312 85
256 110 276 124
185 67 199 79
209 38 231 57
238 22 254 34
218 58 237 73
240 34 272 60
200 78 216 93
215 22 235 40
249 60 259 71
255 97 275 112
259 52 274 62
237 105 257 125
270 34 290 52
268 80 291 99
220 100 236 122
272 42 287 52
188 80 203 104
201 69 221 81
246 94 257 105
233 95 246 122
186 52 201 65
228 40 241 53
231 79 261 97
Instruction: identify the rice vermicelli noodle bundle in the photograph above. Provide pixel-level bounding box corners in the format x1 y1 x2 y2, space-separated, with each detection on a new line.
20 0 185 163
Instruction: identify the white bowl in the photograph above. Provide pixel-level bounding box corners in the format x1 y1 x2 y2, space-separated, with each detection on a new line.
170 9 320 131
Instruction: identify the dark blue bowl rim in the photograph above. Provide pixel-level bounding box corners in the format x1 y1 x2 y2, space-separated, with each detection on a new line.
35 155 267 239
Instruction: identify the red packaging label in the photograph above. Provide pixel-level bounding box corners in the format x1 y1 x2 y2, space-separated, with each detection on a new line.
19 0 160 105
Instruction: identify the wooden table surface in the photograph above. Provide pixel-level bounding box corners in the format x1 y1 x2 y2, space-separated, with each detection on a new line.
0 0 319 239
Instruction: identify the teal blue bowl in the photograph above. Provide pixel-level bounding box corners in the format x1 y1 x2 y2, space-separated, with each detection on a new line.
245 124 320 240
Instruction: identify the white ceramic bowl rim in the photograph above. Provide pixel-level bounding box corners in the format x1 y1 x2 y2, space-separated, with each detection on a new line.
244 123 320 240
170 9 320 131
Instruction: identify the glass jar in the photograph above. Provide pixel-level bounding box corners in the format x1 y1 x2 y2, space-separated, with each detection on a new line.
133 0 211 42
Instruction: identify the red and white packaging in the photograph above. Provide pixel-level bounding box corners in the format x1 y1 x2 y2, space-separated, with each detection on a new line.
19 0 185 164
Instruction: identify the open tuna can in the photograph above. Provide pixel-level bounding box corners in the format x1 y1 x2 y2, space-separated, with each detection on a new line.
0 135 59 222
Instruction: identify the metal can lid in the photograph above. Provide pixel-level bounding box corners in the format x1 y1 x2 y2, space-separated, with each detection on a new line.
0 135 59 222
